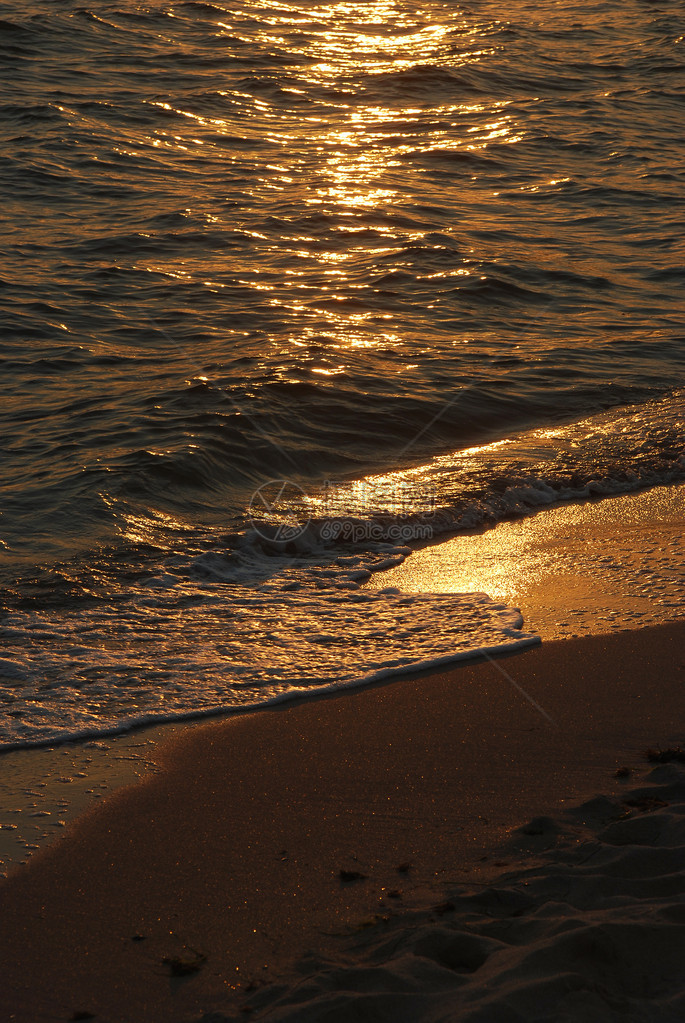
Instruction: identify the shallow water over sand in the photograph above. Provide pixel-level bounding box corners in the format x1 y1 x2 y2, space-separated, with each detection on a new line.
2 0 684 747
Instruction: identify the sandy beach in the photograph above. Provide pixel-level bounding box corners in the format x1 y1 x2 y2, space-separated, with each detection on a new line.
2 620 684 1022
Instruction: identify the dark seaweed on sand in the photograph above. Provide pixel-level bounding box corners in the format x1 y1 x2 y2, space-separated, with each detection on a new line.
339 869 368 882
162 951 207 976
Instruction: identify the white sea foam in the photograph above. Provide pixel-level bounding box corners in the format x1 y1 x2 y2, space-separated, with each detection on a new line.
4 461 685 751
3 390 684 752
0 565 538 750
301 388 685 545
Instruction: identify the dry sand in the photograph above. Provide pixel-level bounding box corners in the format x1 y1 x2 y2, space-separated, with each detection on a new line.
240 757 685 1023
1 622 684 1022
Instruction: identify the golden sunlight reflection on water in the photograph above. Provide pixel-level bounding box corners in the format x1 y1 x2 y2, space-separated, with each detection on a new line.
365 484 685 640
133 0 522 377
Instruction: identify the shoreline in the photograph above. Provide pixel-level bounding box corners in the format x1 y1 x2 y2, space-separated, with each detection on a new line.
2 479 683 873
367 480 685 641
2 621 685 1022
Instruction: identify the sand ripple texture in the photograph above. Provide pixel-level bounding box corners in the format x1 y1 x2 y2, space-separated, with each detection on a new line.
210 762 685 1023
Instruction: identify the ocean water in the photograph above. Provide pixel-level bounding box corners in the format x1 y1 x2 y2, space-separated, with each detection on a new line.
1 0 684 748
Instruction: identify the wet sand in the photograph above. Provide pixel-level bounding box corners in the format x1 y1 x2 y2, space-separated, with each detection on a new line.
367 482 685 640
